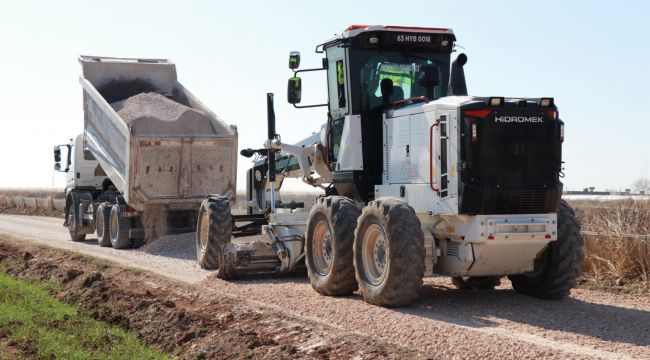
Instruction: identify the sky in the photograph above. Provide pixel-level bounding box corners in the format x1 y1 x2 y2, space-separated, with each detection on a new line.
0 0 648 192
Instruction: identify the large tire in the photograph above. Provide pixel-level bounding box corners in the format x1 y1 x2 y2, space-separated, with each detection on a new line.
354 198 425 307
305 196 360 296
452 276 501 290
66 193 86 242
109 204 131 249
196 196 232 271
96 204 112 247
509 200 584 299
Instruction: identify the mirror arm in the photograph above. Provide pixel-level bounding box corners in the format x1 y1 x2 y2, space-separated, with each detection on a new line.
290 67 329 109
293 67 326 75
293 103 328 109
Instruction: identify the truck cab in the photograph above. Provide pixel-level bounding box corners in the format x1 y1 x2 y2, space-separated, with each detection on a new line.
54 134 107 193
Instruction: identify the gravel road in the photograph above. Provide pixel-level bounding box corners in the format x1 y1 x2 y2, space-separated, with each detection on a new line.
1 214 648 359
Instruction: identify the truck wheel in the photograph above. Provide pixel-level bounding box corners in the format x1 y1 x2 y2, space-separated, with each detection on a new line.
509 200 584 299
196 196 231 270
67 193 86 242
452 276 501 290
96 204 112 247
354 198 425 307
109 204 131 249
305 196 360 296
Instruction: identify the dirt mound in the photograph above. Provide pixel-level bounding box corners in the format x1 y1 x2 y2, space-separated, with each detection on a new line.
111 93 217 136
0 238 424 359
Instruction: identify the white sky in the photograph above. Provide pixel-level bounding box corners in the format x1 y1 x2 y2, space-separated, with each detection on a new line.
0 0 648 192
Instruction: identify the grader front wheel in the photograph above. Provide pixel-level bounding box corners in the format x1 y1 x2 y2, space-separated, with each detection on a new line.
305 196 360 296
196 196 232 270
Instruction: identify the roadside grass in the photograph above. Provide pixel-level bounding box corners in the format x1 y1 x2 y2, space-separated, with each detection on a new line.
0 272 169 360
571 199 650 294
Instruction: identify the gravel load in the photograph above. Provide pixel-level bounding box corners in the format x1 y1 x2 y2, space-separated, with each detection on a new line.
110 92 217 136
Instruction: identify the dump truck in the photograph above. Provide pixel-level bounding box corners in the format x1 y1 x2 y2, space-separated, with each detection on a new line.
54 56 237 248
196 25 584 307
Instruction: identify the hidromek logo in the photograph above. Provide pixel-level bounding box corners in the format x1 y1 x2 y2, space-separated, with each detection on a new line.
494 116 543 124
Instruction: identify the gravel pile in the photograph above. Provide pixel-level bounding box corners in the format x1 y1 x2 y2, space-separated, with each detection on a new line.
139 233 196 260
110 92 216 136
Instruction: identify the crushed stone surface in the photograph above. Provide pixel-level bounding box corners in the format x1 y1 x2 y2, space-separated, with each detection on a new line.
1 214 649 359
110 92 217 135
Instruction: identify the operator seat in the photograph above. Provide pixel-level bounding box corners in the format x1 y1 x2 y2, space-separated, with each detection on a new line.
390 86 405 103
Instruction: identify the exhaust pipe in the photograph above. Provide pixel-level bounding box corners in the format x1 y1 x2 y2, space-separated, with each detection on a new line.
266 93 277 212
449 53 468 96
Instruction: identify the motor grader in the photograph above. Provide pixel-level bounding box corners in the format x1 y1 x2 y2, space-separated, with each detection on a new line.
196 25 583 307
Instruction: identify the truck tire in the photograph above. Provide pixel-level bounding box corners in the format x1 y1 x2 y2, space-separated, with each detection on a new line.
452 276 501 290
66 193 86 242
509 200 584 299
305 196 360 296
196 196 231 270
109 204 131 249
354 198 425 307
96 204 112 247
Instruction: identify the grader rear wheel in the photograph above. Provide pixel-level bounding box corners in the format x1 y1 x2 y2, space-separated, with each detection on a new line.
509 200 584 299
354 198 425 307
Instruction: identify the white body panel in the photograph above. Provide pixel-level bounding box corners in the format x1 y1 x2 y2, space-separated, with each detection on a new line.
379 101 461 215
377 98 557 277
336 115 364 171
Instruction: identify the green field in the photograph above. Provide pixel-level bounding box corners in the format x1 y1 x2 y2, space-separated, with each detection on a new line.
0 272 168 360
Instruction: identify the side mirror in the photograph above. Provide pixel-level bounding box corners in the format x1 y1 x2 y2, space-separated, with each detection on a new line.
289 51 301 70
54 146 61 162
287 77 302 104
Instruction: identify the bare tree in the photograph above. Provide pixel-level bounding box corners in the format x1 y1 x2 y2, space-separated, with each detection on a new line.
632 177 650 193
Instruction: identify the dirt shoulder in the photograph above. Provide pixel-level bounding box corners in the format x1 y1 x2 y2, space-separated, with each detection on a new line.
0 237 427 360
0 338 24 360
0 207 63 218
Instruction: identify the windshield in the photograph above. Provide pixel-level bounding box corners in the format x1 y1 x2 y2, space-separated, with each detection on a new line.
356 52 448 111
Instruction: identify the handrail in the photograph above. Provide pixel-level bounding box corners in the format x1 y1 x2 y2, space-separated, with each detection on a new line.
429 119 440 194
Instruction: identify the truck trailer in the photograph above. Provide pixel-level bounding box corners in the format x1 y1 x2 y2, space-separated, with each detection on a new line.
54 56 237 248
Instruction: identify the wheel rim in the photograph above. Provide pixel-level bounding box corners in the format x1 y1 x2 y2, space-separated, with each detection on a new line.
110 209 118 239
97 208 104 238
198 210 209 252
68 212 75 231
362 223 389 286
312 219 333 276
